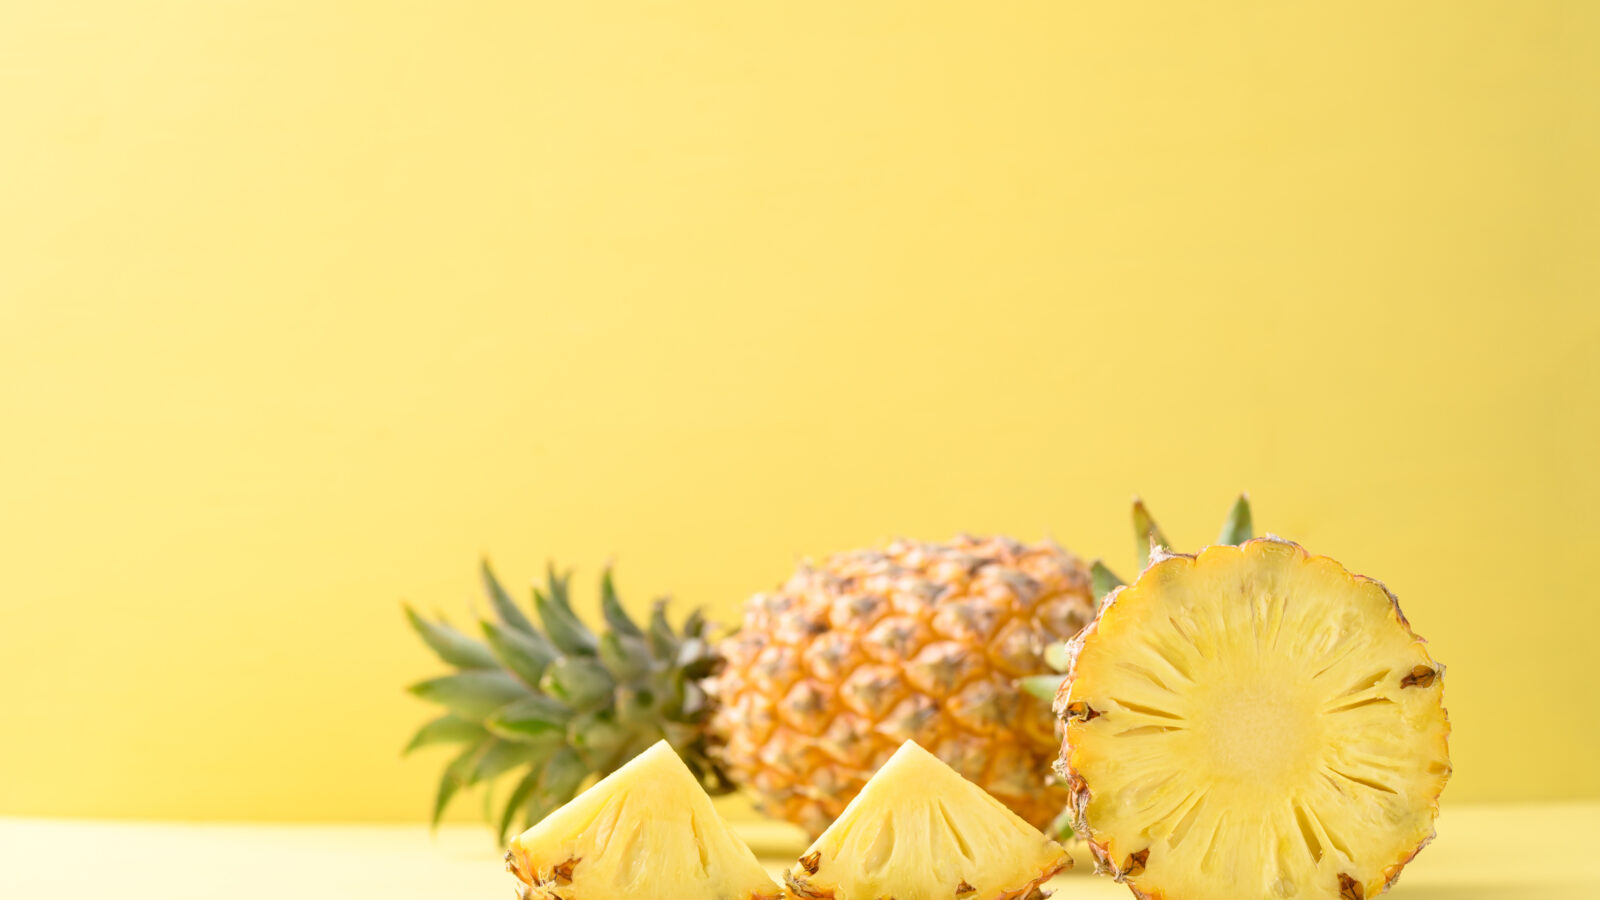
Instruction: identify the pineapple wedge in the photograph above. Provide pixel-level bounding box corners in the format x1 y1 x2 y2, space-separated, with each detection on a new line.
1056 538 1450 900
506 740 781 900
783 740 1070 900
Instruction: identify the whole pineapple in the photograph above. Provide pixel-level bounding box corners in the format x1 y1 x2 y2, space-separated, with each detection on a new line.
403 536 1095 841
713 535 1094 835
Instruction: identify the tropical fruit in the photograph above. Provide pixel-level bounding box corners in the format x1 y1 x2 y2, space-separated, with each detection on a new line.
1055 534 1451 900
405 535 1096 839
716 536 1095 834
783 740 1071 900
505 740 781 900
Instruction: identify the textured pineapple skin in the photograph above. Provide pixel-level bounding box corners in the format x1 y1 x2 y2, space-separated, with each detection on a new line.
712 536 1095 836
1054 539 1451 900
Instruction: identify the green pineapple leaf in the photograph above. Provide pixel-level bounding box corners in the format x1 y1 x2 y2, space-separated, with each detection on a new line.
408 671 531 721
513 746 589 834
536 745 588 808
1047 806 1075 841
1090 560 1124 602
1218 493 1254 545
1132 497 1170 570
539 656 615 711
482 619 556 688
647 598 678 660
480 773 496 827
613 686 658 730
481 558 536 635
598 567 644 638
403 714 487 755
474 738 552 783
567 711 630 771
403 604 498 670
485 695 573 743
597 631 652 682
545 563 575 613
1020 673 1067 703
682 607 708 639
1042 641 1071 673
532 586 599 656
521 791 562 834
432 738 487 828
498 769 541 846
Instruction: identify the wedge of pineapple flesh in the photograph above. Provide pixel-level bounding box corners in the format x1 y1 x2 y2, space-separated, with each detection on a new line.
1060 539 1450 900
507 740 781 900
785 740 1070 900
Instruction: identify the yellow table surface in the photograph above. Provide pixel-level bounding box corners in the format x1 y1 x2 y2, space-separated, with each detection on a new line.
4 803 1596 898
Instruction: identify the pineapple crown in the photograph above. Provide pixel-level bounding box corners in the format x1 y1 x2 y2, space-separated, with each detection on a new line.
403 560 729 845
1097 492 1254 594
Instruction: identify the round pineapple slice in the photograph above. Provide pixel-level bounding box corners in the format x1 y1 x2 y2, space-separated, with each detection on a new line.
1055 538 1450 900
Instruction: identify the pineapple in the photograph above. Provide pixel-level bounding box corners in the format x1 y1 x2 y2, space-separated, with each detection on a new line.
1055 533 1451 899
404 536 1095 841
506 740 781 900
715 536 1095 835
783 740 1071 900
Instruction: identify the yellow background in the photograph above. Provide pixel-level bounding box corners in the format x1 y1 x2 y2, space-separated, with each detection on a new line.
2 2 1596 822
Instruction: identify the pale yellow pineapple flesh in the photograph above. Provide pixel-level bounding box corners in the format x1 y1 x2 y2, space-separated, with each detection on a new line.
1058 539 1450 900
507 740 780 900
784 740 1070 900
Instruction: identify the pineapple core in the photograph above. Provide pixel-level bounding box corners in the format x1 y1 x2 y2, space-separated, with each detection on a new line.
507 740 780 900
785 740 1070 900
1059 539 1451 900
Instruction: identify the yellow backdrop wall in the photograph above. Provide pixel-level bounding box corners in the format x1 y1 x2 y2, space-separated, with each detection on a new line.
2 2 1597 821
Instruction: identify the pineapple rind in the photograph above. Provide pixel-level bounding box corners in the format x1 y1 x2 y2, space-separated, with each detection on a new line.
785 741 1070 900
509 741 781 900
1054 538 1450 900
713 536 1096 836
